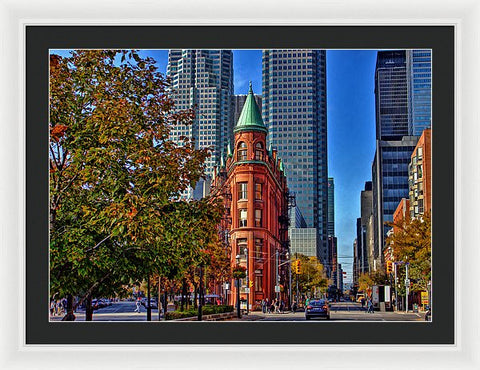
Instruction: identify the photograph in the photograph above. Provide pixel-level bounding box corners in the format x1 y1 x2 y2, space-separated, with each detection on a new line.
48 48 433 324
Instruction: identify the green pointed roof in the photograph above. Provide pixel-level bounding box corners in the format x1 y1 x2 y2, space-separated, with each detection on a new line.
227 141 232 157
234 82 268 134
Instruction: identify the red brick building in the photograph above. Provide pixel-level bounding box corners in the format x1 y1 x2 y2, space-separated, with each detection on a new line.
409 128 432 218
211 84 289 310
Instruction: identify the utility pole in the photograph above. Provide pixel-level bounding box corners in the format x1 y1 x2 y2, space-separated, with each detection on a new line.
198 264 203 321
276 250 279 302
146 274 151 321
287 252 292 310
244 247 249 315
405 263 410 313
394 262 398 312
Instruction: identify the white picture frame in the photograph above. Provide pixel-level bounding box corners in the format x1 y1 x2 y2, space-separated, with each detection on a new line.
1 0 478 368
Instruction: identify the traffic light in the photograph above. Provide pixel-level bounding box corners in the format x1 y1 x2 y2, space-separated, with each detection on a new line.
386 261 393 274
295 260 302 274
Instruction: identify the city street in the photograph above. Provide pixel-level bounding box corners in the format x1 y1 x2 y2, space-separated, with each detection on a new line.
240 302 425 321
51 301 425 322
50 301 163 321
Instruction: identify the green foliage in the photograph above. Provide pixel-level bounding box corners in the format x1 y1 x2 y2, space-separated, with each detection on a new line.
165 305 234 320
232 265 246 279
49 50 220 305
386 212 432 292
292 254 328 295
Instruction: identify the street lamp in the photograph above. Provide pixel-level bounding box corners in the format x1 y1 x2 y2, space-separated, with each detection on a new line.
236 254 241 319
244 247 249 315
286 251 291 310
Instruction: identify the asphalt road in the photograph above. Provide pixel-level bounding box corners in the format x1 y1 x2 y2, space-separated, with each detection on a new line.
50 301 426 322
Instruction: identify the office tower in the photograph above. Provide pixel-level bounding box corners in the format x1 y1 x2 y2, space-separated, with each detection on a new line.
233 94 262 128
167 49 234 199
328 236 338 285
406 50 432 136
357 181 373 276
372 136 418 270
327 177 335 237
409 128 432 218
262 49 328 264
375 51 409 140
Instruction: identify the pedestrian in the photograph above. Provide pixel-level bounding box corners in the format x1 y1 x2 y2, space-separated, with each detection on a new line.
265 298 270 313
134 297 141 313
292 301 297 312
367 298 374 313
270 300 275 314
280 299 284 313
274 299 280 314
361 297 365 309
261 299 266 314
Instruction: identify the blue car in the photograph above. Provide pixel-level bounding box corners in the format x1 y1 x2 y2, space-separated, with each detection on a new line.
305 299 330 320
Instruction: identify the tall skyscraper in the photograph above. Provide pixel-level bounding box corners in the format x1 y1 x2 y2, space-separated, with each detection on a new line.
261 49 328 264
375 51 409 140
406 50 432 136
372 136 418 269
327 177 335 237
167 50 234 198
372 50 426 270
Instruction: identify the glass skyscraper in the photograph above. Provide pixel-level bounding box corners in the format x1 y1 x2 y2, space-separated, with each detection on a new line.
261 49 328 263
372 50 427 269
327 177 335 237
406 50 432 136
375 51 409 140
167 50 234 199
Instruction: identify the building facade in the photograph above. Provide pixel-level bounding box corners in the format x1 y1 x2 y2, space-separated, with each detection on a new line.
372 136 419 270
409 128 432 218
406 50 432 136
211 84 289 310
327 177 335 237
167 49 234 198
261 49 328 264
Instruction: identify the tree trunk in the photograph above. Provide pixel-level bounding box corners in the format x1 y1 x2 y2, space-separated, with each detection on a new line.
193 286 198 309
61 294 76 321
181 279 187 311
85 295 93 321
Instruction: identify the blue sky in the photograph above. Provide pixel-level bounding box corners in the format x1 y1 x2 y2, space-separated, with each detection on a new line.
51 49 378 282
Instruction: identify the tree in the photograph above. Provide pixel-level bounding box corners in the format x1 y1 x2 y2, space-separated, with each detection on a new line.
358 273 374 295
386 212 431 293
292 254 328 297
49 50 217 319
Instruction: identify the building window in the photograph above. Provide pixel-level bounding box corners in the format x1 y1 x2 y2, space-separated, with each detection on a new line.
239 209 247 227
255 209 262 227
255 238 263 261
255 275 263 292
255 142 263 161
238 142 247 161
255 183 262 200
418 146 423 160
237 238 247 257
238 182 248 200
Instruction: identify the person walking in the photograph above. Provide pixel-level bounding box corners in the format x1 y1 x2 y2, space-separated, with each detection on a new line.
265 298 270 313
134 297 141 313
261 299 266 314
367 298 374 314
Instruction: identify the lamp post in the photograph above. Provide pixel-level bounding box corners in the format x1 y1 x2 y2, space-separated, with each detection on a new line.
286 251 291 310
244 247 249 315
236 254 241 319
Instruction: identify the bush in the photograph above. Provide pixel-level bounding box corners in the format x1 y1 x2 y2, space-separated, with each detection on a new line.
165 305 234 320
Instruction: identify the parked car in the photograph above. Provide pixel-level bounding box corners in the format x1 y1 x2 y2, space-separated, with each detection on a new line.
305 299 330 320
141 298 158 309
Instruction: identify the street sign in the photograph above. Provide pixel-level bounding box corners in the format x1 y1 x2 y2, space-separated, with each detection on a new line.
275 285 280 293
245 288 250 293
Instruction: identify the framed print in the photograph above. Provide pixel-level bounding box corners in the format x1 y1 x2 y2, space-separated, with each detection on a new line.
1 0 479 369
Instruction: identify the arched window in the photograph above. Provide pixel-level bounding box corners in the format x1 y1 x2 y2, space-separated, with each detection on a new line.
237 142 247 161
255 142 264 161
